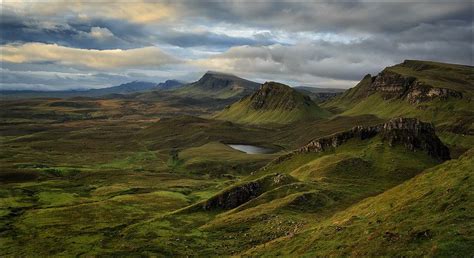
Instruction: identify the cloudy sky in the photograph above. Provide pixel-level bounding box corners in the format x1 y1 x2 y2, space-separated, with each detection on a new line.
1 0 473 90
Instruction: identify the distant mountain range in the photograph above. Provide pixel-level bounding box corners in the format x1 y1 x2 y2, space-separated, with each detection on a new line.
0 80 185 99
0 71 349 103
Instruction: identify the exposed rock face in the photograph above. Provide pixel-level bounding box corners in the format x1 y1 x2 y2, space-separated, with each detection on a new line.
202 181 262 210
379 118 450 160
273 118 450 164
248 82 314 110
187 174 294 211
367 70 462 104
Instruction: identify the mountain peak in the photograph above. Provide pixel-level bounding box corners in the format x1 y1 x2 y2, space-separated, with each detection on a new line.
248 81 311 110
204 70 235 76
197 71 241 84
215 81 329 124
177 71 260 99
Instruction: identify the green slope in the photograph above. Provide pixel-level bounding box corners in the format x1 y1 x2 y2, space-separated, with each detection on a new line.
215 81 330 125
325 60 474 152
246 148 474 256
117 119 450 255
326 60 473 124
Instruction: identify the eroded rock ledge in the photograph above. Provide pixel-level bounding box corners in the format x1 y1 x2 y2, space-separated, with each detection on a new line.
273 117 450 164
180 173 295 212
367 70 462 104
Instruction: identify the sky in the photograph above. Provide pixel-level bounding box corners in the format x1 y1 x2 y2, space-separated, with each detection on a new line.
1 0 473 90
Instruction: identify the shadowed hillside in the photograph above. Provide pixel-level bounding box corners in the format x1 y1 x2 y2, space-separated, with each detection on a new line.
176 71 260 99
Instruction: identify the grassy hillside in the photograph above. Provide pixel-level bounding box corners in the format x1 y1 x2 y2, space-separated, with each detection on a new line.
1 60 472 256
386 60 474 92
325 60 474 152
246 148 474 256
215 82 330 125
113 120 447 255
326 61 473 124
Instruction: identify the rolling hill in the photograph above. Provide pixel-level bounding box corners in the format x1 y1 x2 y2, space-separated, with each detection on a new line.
1 60 473 256
246 147 474 256
214 81 330 124
119 117 458 256
175 71 260 99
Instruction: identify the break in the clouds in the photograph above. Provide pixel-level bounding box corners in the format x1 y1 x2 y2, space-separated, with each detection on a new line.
1 0 472 90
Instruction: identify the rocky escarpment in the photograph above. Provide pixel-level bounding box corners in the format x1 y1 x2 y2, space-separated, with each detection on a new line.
273 118 450 164
367 70 462 104
181 174 295 212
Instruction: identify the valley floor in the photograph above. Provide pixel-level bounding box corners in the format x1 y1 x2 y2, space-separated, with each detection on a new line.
0 96 472 256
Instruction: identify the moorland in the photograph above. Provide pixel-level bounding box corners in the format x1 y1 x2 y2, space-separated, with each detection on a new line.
0 60 473 256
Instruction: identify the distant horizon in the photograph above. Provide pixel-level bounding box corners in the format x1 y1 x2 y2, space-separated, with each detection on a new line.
2 58 472 92
0 70 353 91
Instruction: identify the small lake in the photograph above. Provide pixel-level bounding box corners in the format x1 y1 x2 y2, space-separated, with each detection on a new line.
227 144 275 154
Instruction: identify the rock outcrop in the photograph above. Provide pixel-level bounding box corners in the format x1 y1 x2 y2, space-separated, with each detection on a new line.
183 174 295 212
273 117 450 164
367 70 462 104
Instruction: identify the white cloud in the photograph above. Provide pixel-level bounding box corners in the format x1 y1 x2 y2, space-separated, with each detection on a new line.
1 43 181 69
88 27 114 40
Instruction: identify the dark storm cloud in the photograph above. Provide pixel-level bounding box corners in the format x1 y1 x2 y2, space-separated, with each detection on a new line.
177 0 472 33
0 9 275 51
0 13 150 50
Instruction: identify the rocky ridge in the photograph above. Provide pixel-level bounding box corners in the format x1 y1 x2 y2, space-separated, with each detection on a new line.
367 70 463 104
181 173 295 212
273 117 450 164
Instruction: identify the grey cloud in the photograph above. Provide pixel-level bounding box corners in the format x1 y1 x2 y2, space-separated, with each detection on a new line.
176 1 472 33
194 23 472 87
153 29 276 48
